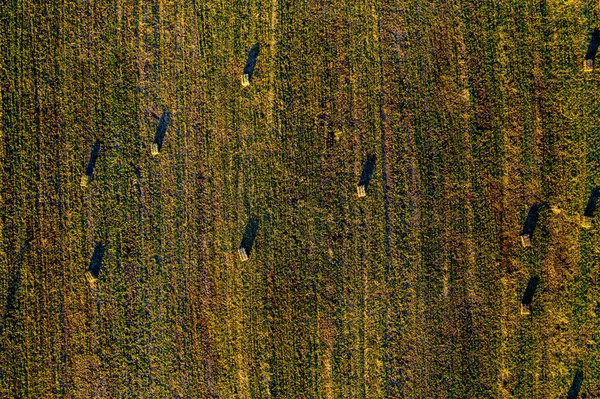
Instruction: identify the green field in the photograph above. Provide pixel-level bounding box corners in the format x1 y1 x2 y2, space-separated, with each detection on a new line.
1 0 600 398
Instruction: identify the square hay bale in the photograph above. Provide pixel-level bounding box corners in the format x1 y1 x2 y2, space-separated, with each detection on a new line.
85 270 98 285
238 247 249 261
357 185 366 198
241 74 250 87
584 59 594 72
80 174 90 187
520 303 531 315
581 215 592 229
151 143 159 156
520 233 531 248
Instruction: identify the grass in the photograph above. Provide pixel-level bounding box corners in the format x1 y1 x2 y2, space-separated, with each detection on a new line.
1 0 600 398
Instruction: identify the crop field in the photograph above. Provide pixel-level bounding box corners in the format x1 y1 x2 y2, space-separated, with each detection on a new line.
1 0 600 398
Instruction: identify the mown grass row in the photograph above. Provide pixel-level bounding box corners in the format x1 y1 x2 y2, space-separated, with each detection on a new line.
1 0 600 398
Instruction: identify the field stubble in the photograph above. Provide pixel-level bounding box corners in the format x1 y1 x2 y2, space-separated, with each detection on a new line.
1 0 600 398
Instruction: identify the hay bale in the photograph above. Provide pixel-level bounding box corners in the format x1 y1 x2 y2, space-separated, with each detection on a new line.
241 73 250 87
85 270 98 285
581 215 592 229
584 58 594 72
238 247 249 261
357 185 366 198
80 174 90 187
520 233 531 248
151 143 159 156
520 303 531 315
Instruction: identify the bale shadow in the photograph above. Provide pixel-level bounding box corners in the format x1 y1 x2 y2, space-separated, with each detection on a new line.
326 127 335 148
153 110 171 151
89 243 105 278
359 154 376 188
567 370 583 399
521 203 541 237
521 276 539 305
243 43 260 79
240 217 259 256
85 141 101 176
583 187 600 217
585 28 600 61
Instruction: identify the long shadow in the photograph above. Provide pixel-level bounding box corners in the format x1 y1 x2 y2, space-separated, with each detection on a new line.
521 276 539 305
521 203 541 237
89 243 105 279
240 217 259 256
85 141 101 176
243 43 260 79
359 154 376 188
153 110 171 151
567 370 583 399
585 28 600 61
584 187 600 217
